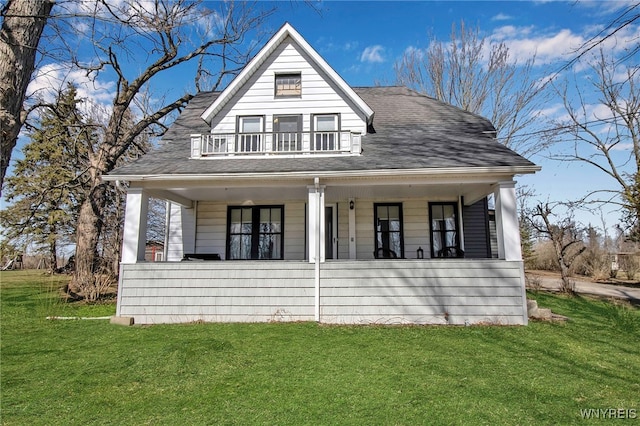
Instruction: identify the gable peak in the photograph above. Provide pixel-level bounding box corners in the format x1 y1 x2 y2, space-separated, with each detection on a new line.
200 22 373 124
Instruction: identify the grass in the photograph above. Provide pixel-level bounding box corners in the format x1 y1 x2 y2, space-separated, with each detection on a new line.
1 270 639 425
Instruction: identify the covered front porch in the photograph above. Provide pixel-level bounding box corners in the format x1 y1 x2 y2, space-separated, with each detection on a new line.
121 173 523 262
115 172 528 325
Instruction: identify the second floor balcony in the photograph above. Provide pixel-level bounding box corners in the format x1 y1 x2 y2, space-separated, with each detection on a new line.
191 131 362 158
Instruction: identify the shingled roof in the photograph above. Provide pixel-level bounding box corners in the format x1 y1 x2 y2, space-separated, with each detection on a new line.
107 86 536 178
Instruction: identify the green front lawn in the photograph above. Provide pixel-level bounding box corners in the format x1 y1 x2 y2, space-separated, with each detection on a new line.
1 270 638 425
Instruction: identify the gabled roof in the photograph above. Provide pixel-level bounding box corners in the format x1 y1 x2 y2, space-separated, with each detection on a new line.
200 22 374 125
106 86 539 179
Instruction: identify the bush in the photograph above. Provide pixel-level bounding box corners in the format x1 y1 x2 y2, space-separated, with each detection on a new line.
529 241 560 272
574 246 611 280
618 254 640 280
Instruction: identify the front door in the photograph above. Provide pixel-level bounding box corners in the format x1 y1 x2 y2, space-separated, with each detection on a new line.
325 205 337 259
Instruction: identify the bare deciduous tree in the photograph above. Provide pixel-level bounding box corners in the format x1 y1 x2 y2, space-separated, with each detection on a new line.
563 3 639 73
550 49 640 239
394 20 545 157
59 0 273 298
0 0 54 192
528 203 586 293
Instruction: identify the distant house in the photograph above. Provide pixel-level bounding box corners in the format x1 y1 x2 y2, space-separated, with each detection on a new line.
105 23 539 325
144 242 164 262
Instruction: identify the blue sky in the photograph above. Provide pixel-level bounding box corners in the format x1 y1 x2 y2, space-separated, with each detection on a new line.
17 0 640 234
268 0 639 232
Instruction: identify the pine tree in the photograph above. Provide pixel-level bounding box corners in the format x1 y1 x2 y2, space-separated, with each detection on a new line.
0 83 91 269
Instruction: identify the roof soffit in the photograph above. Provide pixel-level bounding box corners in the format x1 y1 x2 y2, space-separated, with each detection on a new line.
200 22 374 124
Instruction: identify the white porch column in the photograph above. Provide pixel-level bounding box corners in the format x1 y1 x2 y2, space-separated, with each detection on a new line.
307 183 326 263
494 181 522 261
121 187 150 264
308 179 326 322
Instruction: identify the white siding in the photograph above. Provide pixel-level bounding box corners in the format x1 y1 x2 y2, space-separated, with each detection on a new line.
284 201 306 260
195 202 226 257
119 262 315 324
209 38 367 135
355 200 375 259
320 260 527 325
403 199 430 259
118 259 527 325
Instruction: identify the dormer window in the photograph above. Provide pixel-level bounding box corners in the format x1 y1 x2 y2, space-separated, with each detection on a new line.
275 73 301 97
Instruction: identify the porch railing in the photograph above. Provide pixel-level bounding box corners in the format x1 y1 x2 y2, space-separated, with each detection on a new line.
191 131 362 157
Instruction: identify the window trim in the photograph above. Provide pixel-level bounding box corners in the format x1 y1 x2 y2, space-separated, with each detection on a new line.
236 115 264 153
237 115 264 133
273 114 302 152
373 202 404 259
311 113 341 151
274 72 302 98
428 202 462 258
226 205 284 260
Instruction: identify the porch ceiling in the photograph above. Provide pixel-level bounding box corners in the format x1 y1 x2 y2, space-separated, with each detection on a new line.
142 180 497 205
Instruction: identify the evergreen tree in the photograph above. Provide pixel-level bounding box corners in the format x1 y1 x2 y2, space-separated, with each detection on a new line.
0 83 91 269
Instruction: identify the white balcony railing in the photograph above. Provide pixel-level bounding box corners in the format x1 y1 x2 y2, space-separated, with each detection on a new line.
191 131 361 157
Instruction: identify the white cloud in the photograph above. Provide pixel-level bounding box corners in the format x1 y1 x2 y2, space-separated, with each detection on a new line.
609 142 635 151
360 45 385 63
403 45 426 60
533 103 564 120
576 0 640 16
344 41 359 51
26 62 116 118
491 27 586 65
316 37 359 55
489 19 640 67
491 13 512 21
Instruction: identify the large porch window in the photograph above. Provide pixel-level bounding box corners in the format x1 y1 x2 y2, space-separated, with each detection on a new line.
227 206 283 260
374 203 404 259
429 202 462 258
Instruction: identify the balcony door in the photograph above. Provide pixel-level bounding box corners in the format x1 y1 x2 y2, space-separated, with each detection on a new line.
237 116 263 153
274 115 301 152
314 114 339 151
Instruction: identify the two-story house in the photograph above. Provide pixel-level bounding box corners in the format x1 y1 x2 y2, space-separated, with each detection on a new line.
105 23 540 325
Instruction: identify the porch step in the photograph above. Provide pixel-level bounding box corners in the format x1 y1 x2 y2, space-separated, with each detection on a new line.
110 316 134 326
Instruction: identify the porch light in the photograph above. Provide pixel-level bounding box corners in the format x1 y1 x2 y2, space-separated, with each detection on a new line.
417 247 424 259
349 200 354 210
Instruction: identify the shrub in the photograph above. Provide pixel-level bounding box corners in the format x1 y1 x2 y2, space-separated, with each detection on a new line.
618 254 640 280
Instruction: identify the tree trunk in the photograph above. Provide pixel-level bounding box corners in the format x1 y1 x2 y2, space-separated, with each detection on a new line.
69 182 107 298
553 239 575 294
49 238 57 272
0 0 54 192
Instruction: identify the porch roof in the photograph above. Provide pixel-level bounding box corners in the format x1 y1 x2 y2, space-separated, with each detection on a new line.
106 87 538 179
